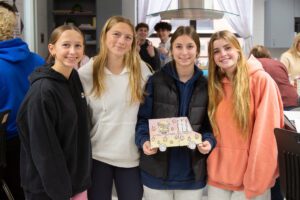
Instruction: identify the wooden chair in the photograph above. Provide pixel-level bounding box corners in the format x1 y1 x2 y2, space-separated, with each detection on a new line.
274 128 300 200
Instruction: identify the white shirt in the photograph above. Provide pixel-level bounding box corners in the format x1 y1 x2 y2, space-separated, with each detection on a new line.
78 59 152 167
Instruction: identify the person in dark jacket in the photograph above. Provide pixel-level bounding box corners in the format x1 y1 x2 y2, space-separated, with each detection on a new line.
136 22 161 71
135 26 216 200
17 25 91 200
0 2 45 199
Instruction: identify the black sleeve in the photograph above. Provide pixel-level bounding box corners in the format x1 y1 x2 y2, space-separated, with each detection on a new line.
26 87 72 199
149 47 161 71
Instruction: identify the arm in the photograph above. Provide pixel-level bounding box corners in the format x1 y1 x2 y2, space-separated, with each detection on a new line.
147 47 161 71
27 88 72 199
135 76 156 152
243 73 284 198
280 53 291 73
198 112 216 154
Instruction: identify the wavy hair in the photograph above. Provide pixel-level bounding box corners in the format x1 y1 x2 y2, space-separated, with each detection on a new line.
208 30 250 138
92 16 143 103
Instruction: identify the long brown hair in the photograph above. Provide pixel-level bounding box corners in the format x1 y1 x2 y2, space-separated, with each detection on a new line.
92 16 143 103
208 30 250 138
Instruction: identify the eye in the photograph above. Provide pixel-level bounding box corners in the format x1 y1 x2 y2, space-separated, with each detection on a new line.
62 43 70 48
112 32 121 38
187 44 195 50
213 49 220 54
175 44 182 49
225 46 231 50
75 44 83 49
125 35 133 41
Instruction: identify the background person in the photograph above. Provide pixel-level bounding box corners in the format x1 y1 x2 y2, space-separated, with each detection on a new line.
154 21 172 68
0 2 45 199
136 22 161 71
250 45 299 110
280 33 300 84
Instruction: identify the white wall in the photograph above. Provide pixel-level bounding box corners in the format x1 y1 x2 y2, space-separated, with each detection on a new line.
252 0 265 45
122 0 136 24
252 0 288 59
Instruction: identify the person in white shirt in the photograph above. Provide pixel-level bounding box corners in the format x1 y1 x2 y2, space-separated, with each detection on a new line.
154 21 172 68
78 16 152 200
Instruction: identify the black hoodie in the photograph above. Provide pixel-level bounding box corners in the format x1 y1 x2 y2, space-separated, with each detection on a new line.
17 65 91 200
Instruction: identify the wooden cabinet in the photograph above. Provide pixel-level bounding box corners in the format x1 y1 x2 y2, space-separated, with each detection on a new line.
51 0 97 57
264 0 295 48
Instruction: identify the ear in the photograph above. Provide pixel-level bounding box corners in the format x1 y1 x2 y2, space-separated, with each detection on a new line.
48 44 55 56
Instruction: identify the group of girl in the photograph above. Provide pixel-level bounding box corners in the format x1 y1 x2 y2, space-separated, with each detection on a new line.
17 15 283 200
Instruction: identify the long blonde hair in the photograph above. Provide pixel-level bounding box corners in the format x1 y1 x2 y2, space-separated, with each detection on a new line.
208 30 250 138
288 33 300 58
92 16 143 103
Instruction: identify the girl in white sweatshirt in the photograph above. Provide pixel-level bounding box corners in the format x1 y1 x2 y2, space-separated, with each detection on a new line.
78 16 152 200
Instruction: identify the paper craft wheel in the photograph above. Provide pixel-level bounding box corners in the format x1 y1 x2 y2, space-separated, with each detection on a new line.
159 144 167 152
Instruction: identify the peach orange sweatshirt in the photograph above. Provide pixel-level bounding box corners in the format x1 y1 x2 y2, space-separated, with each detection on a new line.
207 56 284 198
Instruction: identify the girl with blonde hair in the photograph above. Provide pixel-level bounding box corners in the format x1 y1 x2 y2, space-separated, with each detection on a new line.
280 33 300 83
206 30 284 200
78 16 152 200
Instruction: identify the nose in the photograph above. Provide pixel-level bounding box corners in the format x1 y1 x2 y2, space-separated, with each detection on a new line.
118 36 126 45
219 49 226 56
69 46 76 54
182 47 188 54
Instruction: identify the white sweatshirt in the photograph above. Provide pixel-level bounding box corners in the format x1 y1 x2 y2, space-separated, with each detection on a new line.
78 59 152 167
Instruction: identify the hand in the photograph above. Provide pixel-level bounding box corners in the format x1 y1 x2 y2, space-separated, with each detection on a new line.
197 140 212 154
158 47 168 55
143 141 158 155
70 190 87 200
146 41 155 57
136 39 141 52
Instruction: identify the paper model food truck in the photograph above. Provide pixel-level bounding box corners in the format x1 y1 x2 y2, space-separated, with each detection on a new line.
149 117 202 151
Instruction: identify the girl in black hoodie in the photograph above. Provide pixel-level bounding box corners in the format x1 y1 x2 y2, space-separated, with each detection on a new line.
17 25 91 200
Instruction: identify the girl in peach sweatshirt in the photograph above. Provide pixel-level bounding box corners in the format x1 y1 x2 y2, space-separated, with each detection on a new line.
206 30 284 200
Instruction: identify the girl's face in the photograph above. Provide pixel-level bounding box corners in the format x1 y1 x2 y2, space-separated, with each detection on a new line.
105 22 134 58
213 38 239 75
49 30 84 69
171 35 198 70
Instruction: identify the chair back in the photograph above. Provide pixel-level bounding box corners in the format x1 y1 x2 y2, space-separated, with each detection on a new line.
0 110 10 168
274 128 300 200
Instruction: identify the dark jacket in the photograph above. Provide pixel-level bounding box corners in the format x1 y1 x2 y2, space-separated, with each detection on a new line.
0 38 45 139
17 65 91 200
135 62 215 189
139 39 161 71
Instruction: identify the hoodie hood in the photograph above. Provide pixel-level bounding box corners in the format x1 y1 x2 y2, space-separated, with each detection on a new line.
162 61 203 82
0 38 32 63
29 65 71 85
247 55 264 76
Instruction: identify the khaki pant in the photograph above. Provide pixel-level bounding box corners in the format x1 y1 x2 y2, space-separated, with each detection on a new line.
207 185 270 200
143 185 203 200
